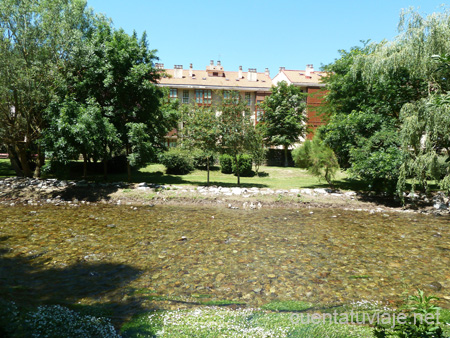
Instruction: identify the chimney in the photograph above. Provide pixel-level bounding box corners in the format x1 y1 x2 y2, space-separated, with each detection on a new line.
238 65 243 79
189 63 193 77
305 64 314 77
174 65 183 79
279 66 285 73
155 63 164 69
217 60 221 66
265 68 270 77
247 68 257 82
210 60 214 66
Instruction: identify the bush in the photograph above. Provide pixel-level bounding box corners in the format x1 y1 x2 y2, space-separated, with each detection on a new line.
293 136 339 187
158 148 194 175
233 154 253 177
220 154 233 174
192 150 216 169
292 140 313 168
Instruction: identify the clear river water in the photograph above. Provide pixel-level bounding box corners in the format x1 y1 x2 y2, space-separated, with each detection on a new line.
0 204 449 316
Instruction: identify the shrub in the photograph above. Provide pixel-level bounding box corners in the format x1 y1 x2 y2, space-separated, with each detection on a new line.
220 154 233 174
293 136 339 187
374 289 445 338
233 154 253 177
158 148 194 175
192 150 216 169
292 140 313 168
24 305 120 338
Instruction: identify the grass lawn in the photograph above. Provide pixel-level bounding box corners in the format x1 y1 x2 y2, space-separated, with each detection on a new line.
0 159 366 191
0 159 15 178
94 164 367 191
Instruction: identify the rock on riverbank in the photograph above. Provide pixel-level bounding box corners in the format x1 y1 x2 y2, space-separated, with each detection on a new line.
0 177 448 215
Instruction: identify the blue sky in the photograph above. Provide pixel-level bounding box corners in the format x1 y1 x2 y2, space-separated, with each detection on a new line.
86 0 447 75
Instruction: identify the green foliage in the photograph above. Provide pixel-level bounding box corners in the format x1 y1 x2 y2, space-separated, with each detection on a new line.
321 111 395 169
0 301 119 338
260 81 307 166
179 105 219 184
219 154 233 174
218 93 255 185
249 126 268 175
0 0 93 177
349 127 403 192
232 154 253 177
192 150 216 169
261 300 313 312
293 135 339 186
374 290 444 338
398 94 450 196
292 139 312 168
158 148 194 175
219 154 253 177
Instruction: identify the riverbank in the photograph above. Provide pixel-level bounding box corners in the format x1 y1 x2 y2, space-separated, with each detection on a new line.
0 176 448 215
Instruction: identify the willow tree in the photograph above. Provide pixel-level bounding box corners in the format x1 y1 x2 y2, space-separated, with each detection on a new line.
321 8 450 193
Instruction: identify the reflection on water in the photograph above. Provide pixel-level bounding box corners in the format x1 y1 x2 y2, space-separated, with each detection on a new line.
0 204 449 311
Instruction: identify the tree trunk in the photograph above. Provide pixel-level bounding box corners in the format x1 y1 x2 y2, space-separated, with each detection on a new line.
126 144 131 182
82 154 88 178
16 144 32 177
7 146 23 177
235 154 240 186
206 156 210 186
284 145 289 167
33 144 45 178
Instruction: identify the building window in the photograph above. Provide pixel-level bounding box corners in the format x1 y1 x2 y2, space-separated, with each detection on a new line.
169 88 178 101
245 92 251 106
195 89 212 105
223 90 239 103
182 90 189 104
256 100 264 122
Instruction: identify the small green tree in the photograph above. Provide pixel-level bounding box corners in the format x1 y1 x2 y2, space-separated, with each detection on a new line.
180 104 219 185
218 93 254 186
249 126 267 175
260 81 307 167
293 135 339 187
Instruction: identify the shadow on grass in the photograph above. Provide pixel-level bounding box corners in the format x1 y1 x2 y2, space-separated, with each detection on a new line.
0 246 149 328
0 159 14 178
68 169 269 189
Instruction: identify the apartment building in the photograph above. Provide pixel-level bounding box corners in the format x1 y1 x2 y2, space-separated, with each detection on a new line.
272 64 327 140
157 60 273 146
157 61 327 146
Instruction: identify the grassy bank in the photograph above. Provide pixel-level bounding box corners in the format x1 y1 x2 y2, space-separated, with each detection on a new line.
0 159 366 191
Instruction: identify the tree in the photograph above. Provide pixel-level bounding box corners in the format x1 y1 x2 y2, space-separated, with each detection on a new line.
260 81 307 167
397 93 450 195
292 134 339 187
45 17 176 180
180 104 220 185
319 11 439 192
0 0 92 177
248 126 267 176
218 93 255 186
42 98 120 178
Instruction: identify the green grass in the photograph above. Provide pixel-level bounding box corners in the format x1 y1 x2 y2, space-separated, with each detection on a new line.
0 159 367 191
261 300 313 312
120 307 375 338
0 159 15 178
108 163 363 191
